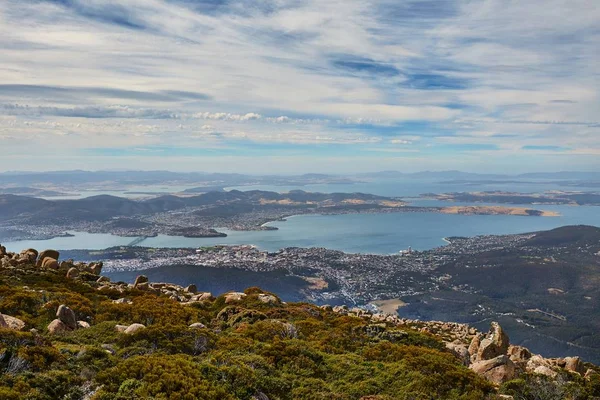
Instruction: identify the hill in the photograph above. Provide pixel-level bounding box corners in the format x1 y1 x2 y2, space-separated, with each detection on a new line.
1 247 600 399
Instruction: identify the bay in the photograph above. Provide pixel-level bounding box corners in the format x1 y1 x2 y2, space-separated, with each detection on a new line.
3 202 599 254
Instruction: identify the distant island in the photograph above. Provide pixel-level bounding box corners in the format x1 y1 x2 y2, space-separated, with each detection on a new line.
423 190 600 206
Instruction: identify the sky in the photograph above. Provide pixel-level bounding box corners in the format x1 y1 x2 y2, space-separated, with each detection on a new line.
0 0 599 174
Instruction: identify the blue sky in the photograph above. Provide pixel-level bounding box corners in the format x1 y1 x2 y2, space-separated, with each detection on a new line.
0 0 598 173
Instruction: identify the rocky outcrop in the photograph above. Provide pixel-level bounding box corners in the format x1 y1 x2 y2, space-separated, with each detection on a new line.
475 322 510 362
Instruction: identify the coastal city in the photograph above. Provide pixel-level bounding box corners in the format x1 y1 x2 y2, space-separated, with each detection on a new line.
61 230 555 306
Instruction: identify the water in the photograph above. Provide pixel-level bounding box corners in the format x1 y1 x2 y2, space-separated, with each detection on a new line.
3 202 598 254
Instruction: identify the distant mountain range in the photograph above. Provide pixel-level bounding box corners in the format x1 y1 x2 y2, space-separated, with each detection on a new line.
0 169 598 187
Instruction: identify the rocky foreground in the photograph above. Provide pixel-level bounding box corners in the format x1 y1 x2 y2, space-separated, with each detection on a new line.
1 246 600 399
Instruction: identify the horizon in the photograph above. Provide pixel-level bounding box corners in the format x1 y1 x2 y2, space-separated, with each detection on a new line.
1 168 600 176
1 1 599 173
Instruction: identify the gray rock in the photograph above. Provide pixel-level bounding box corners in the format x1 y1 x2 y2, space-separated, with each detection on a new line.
56 305 78 330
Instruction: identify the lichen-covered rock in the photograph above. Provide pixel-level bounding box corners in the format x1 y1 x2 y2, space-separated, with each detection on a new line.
56 305 78 330
0 313 8 328
115 324 129 333
507 345 531 364
37 249 59 266
224 292 247 303
534 365 557 378
47 319 71 334
124 323 146 334
564 356 584 375
1 314 26 331
470 355 516 384
258 294 279 304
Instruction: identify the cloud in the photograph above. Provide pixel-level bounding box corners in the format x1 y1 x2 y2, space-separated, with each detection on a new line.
0 0 598 172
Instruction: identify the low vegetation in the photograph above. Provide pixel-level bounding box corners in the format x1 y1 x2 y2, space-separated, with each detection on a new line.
1 261 599 399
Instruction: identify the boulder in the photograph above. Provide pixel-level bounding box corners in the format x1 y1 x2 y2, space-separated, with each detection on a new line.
199 292 213 301
476 322 509 361
66 267 79 279
189 322 206 329
124 323 146 334
37 249 59 266
47 319 71 334
0 245 6 256
134 275 149 287
1 314 25 331
89 262 103 275
526 355 551 373
507 345 531 364
258 294 279 304
23 248 38 258
97 276 110 283
135 282 149 291
41 257 59 269
470 355 516 384
56 305 78 330
20 249 38 263
564 356 585 375
115 324 129 333
224 292 247 303
77 321 91 329
0 313 8 328
184 284 197 294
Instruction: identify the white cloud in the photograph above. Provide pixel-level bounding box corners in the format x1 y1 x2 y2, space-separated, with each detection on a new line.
0 0 598 171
